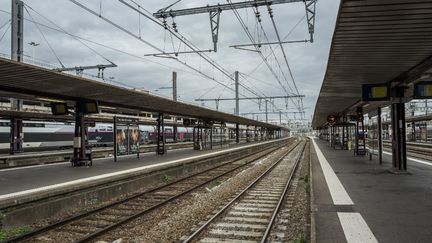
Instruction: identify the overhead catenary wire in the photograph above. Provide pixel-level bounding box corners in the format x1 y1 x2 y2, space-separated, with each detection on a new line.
0 19 10 30
24 6 65 68
251 8 302 110
226 0 301 115
24 3 116 66
247 15 305 76
226 0 293 98
70 0 234 92
77 0 266 107
0 9 216 81
0 22 10 43
267 5 299 95
119 0 265 101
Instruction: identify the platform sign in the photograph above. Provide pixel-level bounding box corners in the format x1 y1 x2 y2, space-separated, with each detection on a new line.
327 115 336 125
362 83 389 101
414 81 432 99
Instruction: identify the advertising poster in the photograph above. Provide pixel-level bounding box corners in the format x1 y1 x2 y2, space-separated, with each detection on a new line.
116 125 128 155
128 125 140 154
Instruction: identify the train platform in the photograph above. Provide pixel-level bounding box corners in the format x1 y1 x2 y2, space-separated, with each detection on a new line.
310 138 432 243
0 139 286 209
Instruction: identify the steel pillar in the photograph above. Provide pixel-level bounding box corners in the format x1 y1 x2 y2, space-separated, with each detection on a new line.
11 0 23 61
210 127 213 149
172 72 178 143
236 123 240 144
9 117 23 154
265 100 269 123
246 126 250 142
378 107 383 164
391 103 407 171
355 107 366 156
10 0 24 155
235 71 239 116
72 102 91 166
156 113 166 155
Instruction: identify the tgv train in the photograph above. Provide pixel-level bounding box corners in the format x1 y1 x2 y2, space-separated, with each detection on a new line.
0 120 194 152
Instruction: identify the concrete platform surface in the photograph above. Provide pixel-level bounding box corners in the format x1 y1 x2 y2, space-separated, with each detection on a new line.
311 138 432 243
0 139 281 202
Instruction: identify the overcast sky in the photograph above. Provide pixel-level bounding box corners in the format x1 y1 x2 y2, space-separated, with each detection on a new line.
0 0 340 125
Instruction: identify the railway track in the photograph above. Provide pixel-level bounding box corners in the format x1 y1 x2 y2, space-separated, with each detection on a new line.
382 141 432 161
182 139 308 243
7 139 295 243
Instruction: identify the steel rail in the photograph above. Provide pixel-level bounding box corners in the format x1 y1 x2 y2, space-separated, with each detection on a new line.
182 139 304 243
260 139 308 242
6 139 290 243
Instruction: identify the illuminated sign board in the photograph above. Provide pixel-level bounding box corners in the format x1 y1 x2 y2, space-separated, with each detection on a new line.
362 83 390 101
51 102 69 115
414 81 432 99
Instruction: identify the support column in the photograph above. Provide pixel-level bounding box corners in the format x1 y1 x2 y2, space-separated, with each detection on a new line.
10 0 24 155
156 113 165 155
265 100 268 123
220 127 223 147
391 102 407 171
72 102 90 166
210 127 213 149
246 125 250 142
235 71 239 116
378 107 383 164
172 71 178 143
236 123 240 144
9 118 23 154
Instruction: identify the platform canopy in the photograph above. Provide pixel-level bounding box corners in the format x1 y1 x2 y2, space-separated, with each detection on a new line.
312 0 432 128
0 58 283 129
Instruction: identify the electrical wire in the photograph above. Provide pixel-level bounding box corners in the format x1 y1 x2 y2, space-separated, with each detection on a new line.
267 5 299 95
0 9 208 80
226 0 292 98
24 3 116 65
24 6 65 68
74 0 264 107
125 0 271 102
0 22 10 43
0 19 10 30
247 15 305 76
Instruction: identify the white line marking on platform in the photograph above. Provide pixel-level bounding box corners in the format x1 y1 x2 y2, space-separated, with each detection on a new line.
383 151 432 166
338 212 378 243
311 138 353 205
0 139 280 200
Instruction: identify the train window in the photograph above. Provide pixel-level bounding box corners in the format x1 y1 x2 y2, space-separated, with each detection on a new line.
107 126 113 131
23 123 45 127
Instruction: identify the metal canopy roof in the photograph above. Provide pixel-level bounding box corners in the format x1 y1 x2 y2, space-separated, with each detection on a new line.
0 58 282 129
312 0 432 128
